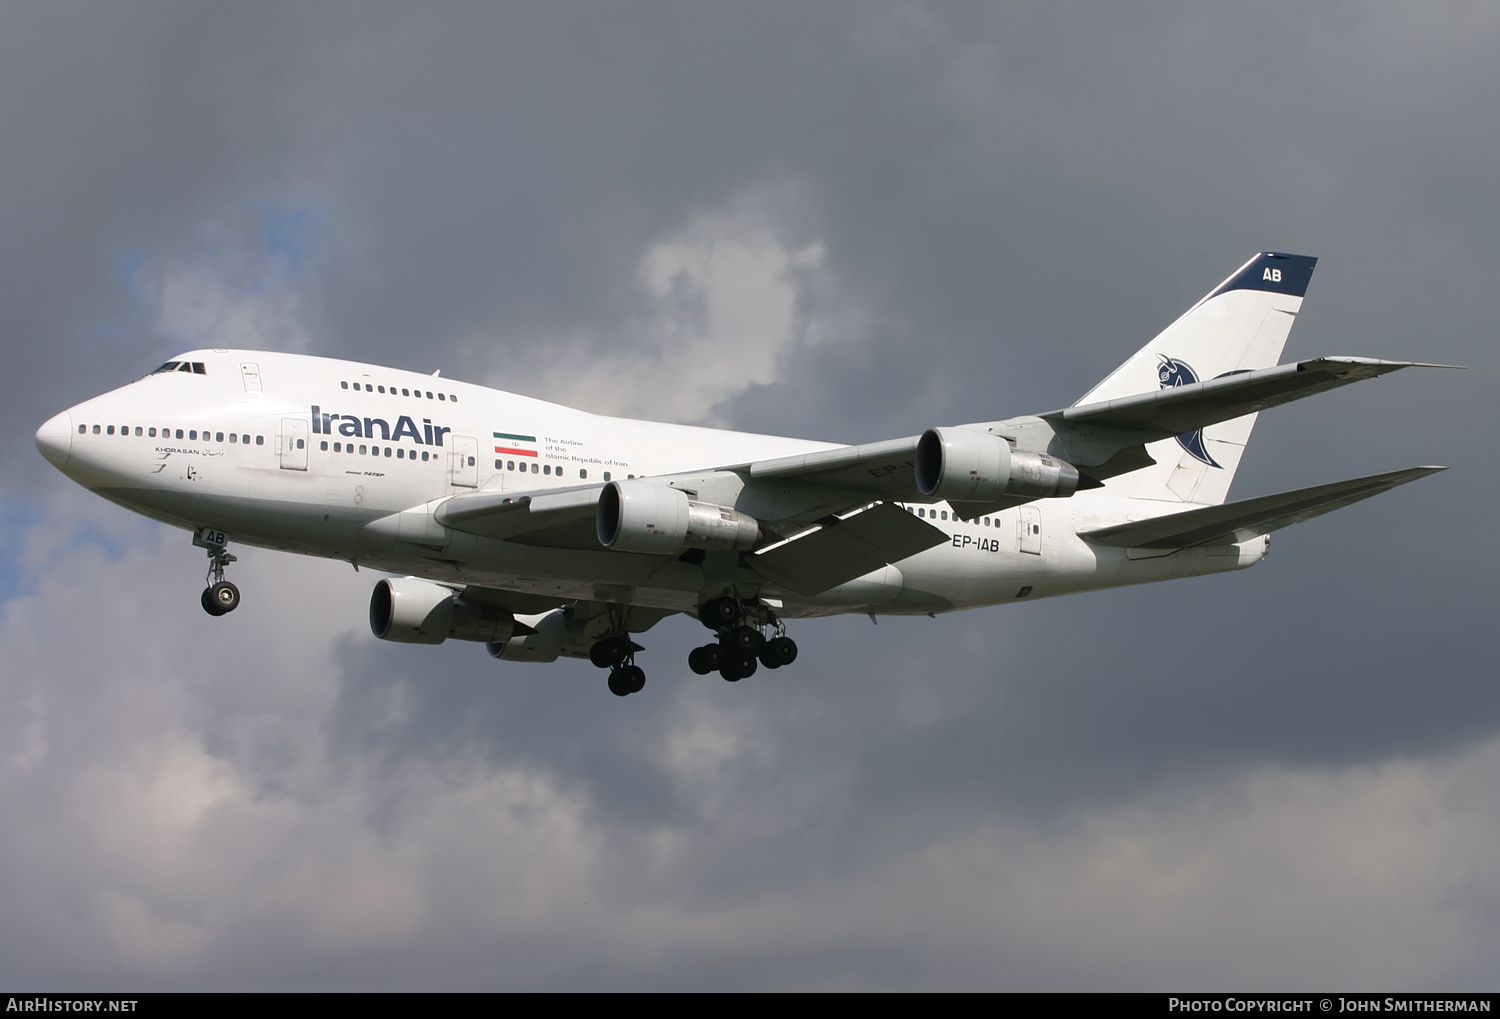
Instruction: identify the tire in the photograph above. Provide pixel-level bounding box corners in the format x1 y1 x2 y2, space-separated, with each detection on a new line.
729 625 765 652
607 670 631 697
761 636 798 669
201 587 226 617
699 597 738 628
619 664 646 694
590 635 629 669
688 646 718 675
208 581 239 614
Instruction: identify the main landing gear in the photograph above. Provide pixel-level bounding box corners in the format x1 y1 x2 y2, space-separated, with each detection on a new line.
688 596 798 683
590 633 647 697
200 544 240 617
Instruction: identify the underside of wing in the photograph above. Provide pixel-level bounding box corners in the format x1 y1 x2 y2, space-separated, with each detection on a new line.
749 500 948 595
1077 466 1446 549
437 484 603 545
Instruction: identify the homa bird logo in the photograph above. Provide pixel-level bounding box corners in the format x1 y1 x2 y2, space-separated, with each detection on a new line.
1157 355 1222 468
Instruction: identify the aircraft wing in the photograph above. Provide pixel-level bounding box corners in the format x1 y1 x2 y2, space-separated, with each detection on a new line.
1076 466 1446 549
1042 357 1459 440
749 500 949 595
435 484 603 545
737 435 924 498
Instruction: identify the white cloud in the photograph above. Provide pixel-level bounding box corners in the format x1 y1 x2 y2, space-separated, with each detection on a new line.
474 199 846 426
3 503 1499 988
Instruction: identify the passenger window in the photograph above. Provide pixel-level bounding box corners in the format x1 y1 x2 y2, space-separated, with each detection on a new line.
383 447 391 457
402 389 409 396
603 472 611 481
467 456 474 466
320 441 328 451
425 391 433 399
359 445 367 454
255 435 263 445
135 427 143 436
176 429 184 439
296 438 304 449
543 464 551 475
77 424 86 434
341 381 349 389
93 425 100 434
580 469 587 479
228 433 235 443
242 435 249 444
450 395 457 403
107 426 115 435
397 448 404 459
438 393 446 401
378 386 385 394
188 430 195 439
421 451 429 461
531 463 538 473
494 459 501 469
215 432 223 442
334 442 341 452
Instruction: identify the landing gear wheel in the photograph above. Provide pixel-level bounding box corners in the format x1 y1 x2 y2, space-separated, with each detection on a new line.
590 635 632 669
698 597 739 628
688 644 722 675
760 635 798 669
203 581 240 616
719 651 758 683
608 664 646 696
729 625 765 653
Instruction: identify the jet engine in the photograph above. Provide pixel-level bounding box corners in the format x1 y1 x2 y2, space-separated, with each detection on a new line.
369 577 521 644
596 479 760 554
915 427 1080 502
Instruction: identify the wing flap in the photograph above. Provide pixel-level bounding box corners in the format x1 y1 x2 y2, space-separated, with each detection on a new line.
750 500 947 595
1077 466 1446 548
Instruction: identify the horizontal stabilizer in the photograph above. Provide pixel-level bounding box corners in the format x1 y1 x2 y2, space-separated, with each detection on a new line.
1047 358 1462 441
751 500 947 595
1077 466 1447 548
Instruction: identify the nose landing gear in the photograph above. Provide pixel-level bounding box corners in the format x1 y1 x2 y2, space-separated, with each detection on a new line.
195 528 240 616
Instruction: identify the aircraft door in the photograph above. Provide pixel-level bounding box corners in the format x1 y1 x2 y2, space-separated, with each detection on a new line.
1018 506 1042 555
279 417 308 471
450 435 478 487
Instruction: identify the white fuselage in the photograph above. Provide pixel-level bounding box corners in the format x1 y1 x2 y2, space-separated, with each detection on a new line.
36 349 1264 619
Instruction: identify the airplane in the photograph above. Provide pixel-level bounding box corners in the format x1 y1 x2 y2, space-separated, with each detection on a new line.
34 252 1458 696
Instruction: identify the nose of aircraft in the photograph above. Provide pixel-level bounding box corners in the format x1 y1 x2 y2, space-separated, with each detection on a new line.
35 409 73 470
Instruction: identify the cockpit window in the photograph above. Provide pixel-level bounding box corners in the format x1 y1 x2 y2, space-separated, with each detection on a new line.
152 361 206 375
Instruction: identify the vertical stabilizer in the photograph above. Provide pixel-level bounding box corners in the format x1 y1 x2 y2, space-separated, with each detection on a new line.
1078 252 1317 505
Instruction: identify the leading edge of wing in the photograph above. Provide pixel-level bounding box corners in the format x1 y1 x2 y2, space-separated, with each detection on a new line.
1044 357 1464 439
1077 466 1447 549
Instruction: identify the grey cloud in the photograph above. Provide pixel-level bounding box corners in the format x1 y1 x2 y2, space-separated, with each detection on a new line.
1 0 1496 990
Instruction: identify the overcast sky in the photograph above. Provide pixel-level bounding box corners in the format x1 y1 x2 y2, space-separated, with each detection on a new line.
1 1 1496 991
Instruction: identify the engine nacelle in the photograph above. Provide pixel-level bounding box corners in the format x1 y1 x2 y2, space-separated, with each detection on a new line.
369 577 520 645
596 479 760 554
915 427 1080 502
